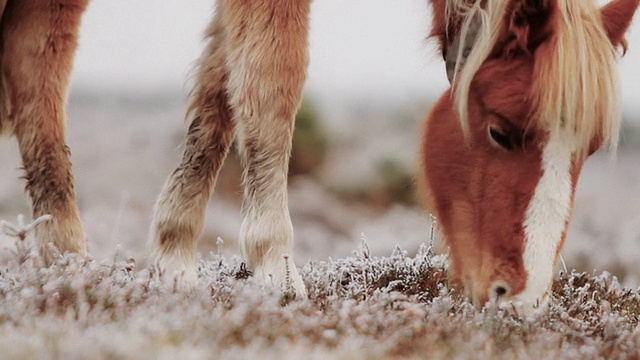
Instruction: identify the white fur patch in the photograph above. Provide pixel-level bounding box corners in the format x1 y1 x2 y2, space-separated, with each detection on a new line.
517 130 573 306
239 167 307 297
152 247 198 289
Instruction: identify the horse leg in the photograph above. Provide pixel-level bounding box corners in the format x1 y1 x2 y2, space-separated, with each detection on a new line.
224 0 311 297
1 1 88 263
149 10 234 287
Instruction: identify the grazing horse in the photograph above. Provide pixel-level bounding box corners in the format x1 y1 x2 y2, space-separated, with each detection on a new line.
0 1 88 263
149 0 311 295
422 0 638 308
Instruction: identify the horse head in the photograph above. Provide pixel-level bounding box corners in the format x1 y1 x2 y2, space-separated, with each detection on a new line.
422 0 639 310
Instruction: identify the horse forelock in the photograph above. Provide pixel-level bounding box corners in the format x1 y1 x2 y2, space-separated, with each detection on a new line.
531 0 621 156
444 0 509 135
447 0 621 156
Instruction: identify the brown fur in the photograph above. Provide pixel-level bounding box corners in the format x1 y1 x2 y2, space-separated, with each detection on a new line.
149 0 311 293
148 8 236 283
1 1 88 263
601 0 640 53
423 0 638 306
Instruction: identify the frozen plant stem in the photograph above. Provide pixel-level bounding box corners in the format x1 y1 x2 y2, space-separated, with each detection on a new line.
284 254 292 294
216 237 224 258
0 214 53 241
559 254 568 273
429 214 437 256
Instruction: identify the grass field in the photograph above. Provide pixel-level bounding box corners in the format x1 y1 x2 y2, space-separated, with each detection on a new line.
0 233 638 360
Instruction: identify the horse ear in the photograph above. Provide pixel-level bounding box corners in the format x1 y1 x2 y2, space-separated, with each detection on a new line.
501 0 557 56
600 0 640 51
429 0 455 59
429 0 480 83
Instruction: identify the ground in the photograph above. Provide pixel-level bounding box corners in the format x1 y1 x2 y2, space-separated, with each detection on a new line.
0 236 637 359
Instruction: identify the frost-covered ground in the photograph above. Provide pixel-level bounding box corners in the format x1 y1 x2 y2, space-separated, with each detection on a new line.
0 92 639 286
0 237 638 359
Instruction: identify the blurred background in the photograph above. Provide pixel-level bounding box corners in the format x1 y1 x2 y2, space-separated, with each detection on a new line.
1 0 639 286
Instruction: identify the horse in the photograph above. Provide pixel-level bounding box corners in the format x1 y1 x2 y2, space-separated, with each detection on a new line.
421 0 639 309
0 1 88 264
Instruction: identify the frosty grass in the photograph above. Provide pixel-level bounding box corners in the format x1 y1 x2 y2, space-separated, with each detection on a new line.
0 238 638 360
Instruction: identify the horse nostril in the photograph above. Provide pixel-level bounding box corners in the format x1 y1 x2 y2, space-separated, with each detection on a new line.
490 280 511 300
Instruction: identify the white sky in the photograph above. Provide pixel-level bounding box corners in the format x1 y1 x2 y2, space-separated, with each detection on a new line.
72 0 640 118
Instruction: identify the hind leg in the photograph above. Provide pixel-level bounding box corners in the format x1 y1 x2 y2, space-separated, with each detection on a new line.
2 1 88 263
149 11 234 287
224 0 311 296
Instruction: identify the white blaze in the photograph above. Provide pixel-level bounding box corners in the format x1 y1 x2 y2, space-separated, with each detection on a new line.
517 130 573 306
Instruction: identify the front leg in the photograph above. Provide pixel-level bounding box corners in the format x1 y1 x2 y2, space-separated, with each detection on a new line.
224 0 312 297
148 10 234 288
2 1 88 263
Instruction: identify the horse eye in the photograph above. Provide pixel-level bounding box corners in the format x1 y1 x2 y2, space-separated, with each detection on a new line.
488 126 513 150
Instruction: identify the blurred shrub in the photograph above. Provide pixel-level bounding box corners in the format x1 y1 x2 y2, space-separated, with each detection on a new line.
290 99 328 177
329 157 418 211
373 158 417 207
619 120 640 147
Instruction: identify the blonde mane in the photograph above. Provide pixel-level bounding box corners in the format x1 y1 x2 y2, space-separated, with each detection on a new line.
445 0 509 135
448 0 622 155
534 0 621 154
